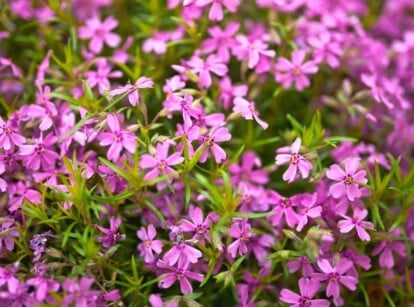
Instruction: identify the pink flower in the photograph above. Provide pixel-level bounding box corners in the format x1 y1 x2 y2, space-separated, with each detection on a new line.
275 50 318 91
312 258 358 299
229 151 269 188
86 59 122 94
275 138 312 183
195 0 240 21
218 77 247 109
279 277 329 307
96 217 125 249
202 22 240 62
228 218 252 258
157 260 204 294
137 224 163 263
99 114 137 161
78 16 121 54
296 193 322 232
62 277 100 307
163 235 202 266
0 116 25 150
18 133 59 171
198 127 231 163
233 35 276 70
267 191 299 228
233 97 268 130
109 77 154 106
187 54 228 88
180 205 217 242
140 142 184 181
326 157 368 201
338 208 374 241
372 229 407 268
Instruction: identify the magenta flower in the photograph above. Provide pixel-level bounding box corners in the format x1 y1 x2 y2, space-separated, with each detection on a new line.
229 151 269 188
187 54 228 88
275 138 312 183
157 260 204 294
275 50 318 91
202 22 240 62
0 263 19 293
287 256 314 277
0 116 25 150
96 216 125 249
78 16 121 53
26 264 59 302
312 258 358 299
218 76 247 109
18 133 59 171
233 35 276 70
267 191 299 228
180 205 217 242
109 77 154 106
227 218 252 258
296 193 322 232
86 59 122 94
195 0 240 21
338 208 374 241
163 236 202 266
372 229 407 268
62 277 100 307
0 217 19 252
279 277 329 307
326 157 368 201
308 31 343 68
137 224 163 263
99 114 137 161
8 181 42 212
140 142 184 181
198 127 231 163
233 97 269 130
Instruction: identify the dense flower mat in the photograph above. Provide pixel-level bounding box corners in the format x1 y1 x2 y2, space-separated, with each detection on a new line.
0 0 414 306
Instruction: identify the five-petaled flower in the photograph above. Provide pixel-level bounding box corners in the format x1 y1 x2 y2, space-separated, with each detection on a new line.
279 277 330 307
109 77 154 106
99 114 137 162
233 97 269 130
137 224 163 263
275 138 312 183
140 141 184 182
326 157 368 201
338 208 374 241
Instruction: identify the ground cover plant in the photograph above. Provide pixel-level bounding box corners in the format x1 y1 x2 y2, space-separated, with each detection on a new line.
0 0 414 306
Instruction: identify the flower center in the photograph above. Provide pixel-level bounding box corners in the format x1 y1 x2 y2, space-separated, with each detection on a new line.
290 153 300 165
144 240 151 248
36 144 45 154
329 272 339 281
158 160 167 170
293 67 301 76
241 233 249 243
5 126 12 134
344 175 354 185
196 224 205 234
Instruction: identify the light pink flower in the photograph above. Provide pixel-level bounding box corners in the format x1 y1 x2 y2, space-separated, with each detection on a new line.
187 54 228 88
202 22 240 62
198 127 231 163
279 277 329 307
338 208 374 241
157 260 204 294
326 157 368 201
99 114 137 161
0 116 25 150
18 133 59 171
137 224 163 263
163 237 202 266
227 218 252 258
296 193 322 232
140 142 184 181
275 50 318 91
275 138 312 183
78 16 121 54
86 59 122 94
233 97 268 130
312 258 358 299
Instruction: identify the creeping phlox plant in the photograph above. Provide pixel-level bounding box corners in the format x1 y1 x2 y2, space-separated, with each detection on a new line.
0 0 414 306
